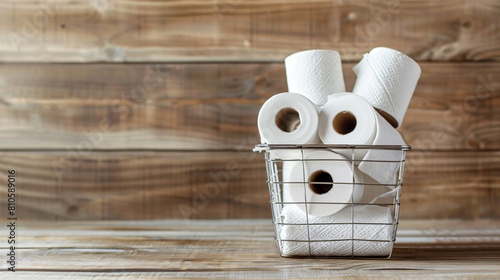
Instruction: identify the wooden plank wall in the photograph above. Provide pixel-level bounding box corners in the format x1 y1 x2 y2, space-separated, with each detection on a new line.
0 0 498 220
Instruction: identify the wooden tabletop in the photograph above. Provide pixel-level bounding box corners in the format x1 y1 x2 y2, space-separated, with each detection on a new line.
1 219 499 279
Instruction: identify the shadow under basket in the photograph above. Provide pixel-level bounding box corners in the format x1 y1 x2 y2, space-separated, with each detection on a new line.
253 144 411 258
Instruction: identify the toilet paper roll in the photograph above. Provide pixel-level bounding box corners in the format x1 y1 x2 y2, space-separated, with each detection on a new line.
281 150 332 203
318 92 377 160
285 50 346 105
352 47 421 128
279 205 393 257
284 150 363 216
258 92 320 144
258 92 320 159
319 92 405 184
358 112 405 186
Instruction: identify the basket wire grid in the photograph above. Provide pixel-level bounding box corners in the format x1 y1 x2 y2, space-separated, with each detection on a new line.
253 144 410 258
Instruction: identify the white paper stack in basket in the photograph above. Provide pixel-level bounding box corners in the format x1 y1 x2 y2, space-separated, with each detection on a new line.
279 205 393 257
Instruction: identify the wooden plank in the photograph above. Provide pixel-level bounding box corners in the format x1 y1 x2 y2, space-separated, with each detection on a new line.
8 219 500 248
0 150 498 221
1 0 500 62
12 219 500 239
0 220 499 279
0 151 269 220
1 271 498 280
0 62 499 150
403 150 500 219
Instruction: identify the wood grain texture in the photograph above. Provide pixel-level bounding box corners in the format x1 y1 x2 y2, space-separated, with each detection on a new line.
0 220 499 279
0 150 498 221
0 62 498 150
0 151 267 221
2 271 498 280
1 0 499 62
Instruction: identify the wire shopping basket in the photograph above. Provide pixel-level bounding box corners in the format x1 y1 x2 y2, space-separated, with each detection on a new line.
253 144 410 258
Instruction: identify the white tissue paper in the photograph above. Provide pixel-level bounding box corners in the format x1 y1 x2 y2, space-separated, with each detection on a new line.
352 47 421 128
318 92 377 160
279 205 393 257
357 169 395 205
285 50 346 106
358 112 405 186
282 161 295 203
284 150 363 216
318 92 405 185
258 92 321 159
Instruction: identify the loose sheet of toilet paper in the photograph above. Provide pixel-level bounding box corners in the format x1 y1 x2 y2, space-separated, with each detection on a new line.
357 169 394 205
279 205 393 257
285 50 346 106
352 47 421 128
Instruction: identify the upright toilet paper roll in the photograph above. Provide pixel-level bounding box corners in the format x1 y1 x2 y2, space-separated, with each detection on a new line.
285 50 346 105
318 93 377 160
352 47 421 128
284 150 363 216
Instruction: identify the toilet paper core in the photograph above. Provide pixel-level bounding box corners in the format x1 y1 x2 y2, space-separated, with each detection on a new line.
275 107 301 133
308 170 333 195
333 111 357 135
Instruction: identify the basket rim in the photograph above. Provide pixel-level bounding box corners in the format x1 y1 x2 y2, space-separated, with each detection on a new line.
253 144 411 152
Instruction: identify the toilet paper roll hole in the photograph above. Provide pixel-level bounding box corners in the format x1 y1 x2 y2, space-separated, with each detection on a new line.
308 170 333 194
333 111 357 135
275 107 301 133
